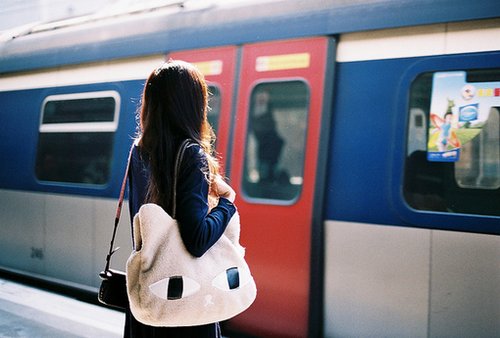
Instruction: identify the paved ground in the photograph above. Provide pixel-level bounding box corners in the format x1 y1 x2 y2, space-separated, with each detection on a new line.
0 278 124 338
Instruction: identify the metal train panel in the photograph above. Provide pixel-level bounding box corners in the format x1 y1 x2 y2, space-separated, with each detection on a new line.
1 0 498 74
336 19 500 62
327 51 500 234
323 220 500 337
324 220 431 337
0 61 150 294
0 55 165 92
0 80 144 198
0 189 133 290
227 37 330 337
323 21 500 338
326 56 412 225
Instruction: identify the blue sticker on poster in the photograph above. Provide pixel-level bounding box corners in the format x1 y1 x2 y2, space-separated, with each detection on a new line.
427 71 500 162
459 103 478 122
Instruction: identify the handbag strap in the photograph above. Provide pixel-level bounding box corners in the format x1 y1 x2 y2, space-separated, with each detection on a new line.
101 139 192 275
172 138 192 219
101 142 135 276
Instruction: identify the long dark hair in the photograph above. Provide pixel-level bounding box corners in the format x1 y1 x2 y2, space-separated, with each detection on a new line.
138 60 219 213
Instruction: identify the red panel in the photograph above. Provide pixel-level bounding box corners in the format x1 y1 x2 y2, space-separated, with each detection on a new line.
167 46 237 175
227 37 328 337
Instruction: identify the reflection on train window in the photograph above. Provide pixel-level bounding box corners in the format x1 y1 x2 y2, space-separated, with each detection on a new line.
35 91 119 185
243 81 309 201
404 69 500 216
208 85 221 134
455 108 500 189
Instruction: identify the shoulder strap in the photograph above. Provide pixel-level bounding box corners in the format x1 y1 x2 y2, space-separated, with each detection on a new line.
101 139 192 274
101 143 135 275
172 138 192 219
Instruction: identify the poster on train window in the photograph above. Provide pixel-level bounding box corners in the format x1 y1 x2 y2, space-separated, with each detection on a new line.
427 71 500 162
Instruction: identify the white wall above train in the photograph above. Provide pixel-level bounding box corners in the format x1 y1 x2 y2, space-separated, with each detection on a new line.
0 55 165 92
337 19 500 62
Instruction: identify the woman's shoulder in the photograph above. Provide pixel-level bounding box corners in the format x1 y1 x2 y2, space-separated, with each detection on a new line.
181 140 208 169
131 140 147 164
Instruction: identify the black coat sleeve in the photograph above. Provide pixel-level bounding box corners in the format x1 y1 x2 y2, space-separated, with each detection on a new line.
175 144 236 257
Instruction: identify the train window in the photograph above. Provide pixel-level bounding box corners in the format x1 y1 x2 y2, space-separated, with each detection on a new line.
208 85 221 134
35 91 119 185
242 81 309 202
42 97 115 124
404 69 500 216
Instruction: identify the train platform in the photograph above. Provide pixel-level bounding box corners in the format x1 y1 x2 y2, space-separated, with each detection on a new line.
0 277 124 338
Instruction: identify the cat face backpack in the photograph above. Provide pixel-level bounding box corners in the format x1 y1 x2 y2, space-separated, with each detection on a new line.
126 139 257 326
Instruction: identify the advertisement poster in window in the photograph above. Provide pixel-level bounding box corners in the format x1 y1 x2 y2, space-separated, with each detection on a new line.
427 71 500 162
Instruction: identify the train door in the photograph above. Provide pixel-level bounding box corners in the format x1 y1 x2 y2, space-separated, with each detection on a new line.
168 46 237 174
228 37 330 337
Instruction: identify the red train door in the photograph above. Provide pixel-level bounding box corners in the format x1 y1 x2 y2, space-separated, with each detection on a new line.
228 37 329 337
168 46 237 174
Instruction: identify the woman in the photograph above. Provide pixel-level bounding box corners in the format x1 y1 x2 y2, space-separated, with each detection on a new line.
125 60 236 337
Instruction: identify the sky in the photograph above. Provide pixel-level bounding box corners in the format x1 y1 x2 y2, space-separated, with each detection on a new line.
0 0 268 31
0 0 107 30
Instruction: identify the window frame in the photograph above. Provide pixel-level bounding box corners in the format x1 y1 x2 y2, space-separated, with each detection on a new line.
240 78 311 205
403 69 500 216
392 51 500 235
39 91 120 133
207 83 222 136
35 90 120 186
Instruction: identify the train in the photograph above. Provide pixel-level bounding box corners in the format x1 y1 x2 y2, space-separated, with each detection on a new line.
0 0 499 337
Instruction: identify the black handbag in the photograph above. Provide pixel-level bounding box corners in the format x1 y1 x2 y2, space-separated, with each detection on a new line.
98 269 128 309
98 144 134 309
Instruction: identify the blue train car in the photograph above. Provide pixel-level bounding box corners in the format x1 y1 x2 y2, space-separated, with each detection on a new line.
0 0 499 336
